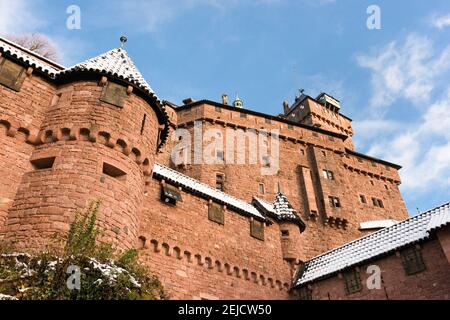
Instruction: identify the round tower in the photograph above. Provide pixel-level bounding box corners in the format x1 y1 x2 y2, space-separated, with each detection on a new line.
4 47 169 251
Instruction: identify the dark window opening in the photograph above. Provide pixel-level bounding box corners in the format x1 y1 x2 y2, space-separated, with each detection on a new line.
216 174 224 191
329 196 341 208
281 230 289 237
31 157 56 170
343 270 362 295
262 156 270 167
161 184 182 205
140 114 147 135
400 246 426 275
102 163 127 181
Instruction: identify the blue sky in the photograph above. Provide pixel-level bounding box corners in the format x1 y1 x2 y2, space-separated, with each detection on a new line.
1 0 450 215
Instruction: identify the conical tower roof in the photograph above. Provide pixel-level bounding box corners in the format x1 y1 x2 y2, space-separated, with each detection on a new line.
61 48 159 101
272 192 300 220
57 47 169 149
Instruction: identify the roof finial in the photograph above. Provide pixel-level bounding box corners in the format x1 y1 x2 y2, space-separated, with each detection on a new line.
277 181 282 193
120 35 128 49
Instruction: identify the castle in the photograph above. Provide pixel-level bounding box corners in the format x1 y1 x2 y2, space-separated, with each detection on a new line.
1 37 449 300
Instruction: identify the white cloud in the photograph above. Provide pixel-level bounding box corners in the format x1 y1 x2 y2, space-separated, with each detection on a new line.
429 13 450 29
0 0 44 35
356 34 450 110
366 88 450 192
355 33 450 197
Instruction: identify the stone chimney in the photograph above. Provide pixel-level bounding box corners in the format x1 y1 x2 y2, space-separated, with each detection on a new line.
283 100 290 114
222 94 228 105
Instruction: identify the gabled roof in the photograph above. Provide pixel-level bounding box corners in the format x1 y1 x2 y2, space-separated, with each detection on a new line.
294 202 450 287
59 48 160 104
252 193 306 231
0 37 64 77
153 163 266 221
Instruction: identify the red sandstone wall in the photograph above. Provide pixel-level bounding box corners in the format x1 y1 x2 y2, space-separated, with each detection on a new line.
163 102 409 259
0 67 57 236
2 79 160 251
139 181 293 300
303 239 450 300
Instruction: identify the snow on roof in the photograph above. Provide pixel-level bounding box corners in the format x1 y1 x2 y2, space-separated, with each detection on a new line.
153 163 266 220
359 219 398 230
60 48 160 102
294 202 450 287
0 37 64 77
272 192 300 220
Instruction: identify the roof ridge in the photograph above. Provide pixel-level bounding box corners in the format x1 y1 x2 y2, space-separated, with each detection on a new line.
0 36 65 70
302 203 448 264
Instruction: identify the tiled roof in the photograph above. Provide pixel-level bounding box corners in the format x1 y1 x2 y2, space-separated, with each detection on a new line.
0 37 64 77
153 163 266 220
359 219 398 230
294 202 450 287
60 48 160 103
252 194 305 230
273 192 300 220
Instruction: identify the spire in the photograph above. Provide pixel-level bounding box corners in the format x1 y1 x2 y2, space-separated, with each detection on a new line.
233 93 243 108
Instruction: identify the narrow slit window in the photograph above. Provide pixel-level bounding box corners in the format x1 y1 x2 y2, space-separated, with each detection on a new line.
259 183 265 194
140 114 147 135
216 174 224 191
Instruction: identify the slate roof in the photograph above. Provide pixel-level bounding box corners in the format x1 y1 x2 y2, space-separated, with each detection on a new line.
252 194 306 231
153 163 266 220
294 202 450 287
0 37 64 77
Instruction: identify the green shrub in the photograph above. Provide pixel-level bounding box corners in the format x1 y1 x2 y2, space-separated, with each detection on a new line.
0 200 165 300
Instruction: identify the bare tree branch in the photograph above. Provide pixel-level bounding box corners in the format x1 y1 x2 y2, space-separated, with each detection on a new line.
5 33 60 62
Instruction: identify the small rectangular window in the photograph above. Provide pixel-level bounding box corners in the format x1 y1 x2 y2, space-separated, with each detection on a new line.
216 174 224 191
343 270 362 295
281 230 289 237
250 219 265 241
240 113 247 118
259 183 265 194
300 149 305 156
372 197 378 206
322 170 334 180
31 157 56 170
321 150 326 157
103 163 127 181
288 124 293 130
262 156 270 167
313 132 319 137
0 58 27 91
216 150 224 161
208 202 224 225
400 247 426 275
329 196 341 208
